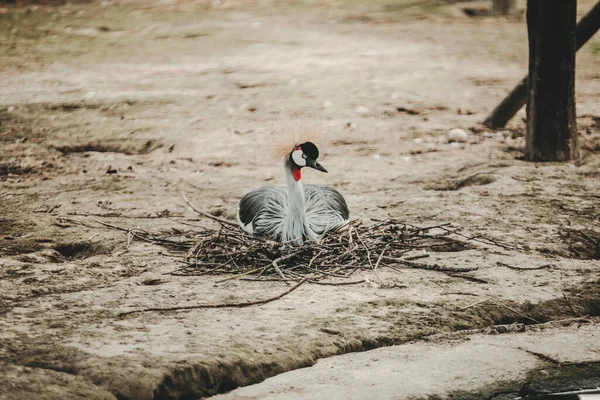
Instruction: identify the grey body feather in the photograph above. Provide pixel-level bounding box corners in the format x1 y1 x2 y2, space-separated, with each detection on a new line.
237 159 349 244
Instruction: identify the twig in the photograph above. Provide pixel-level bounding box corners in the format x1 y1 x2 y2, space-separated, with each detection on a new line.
320 328 341 335
426 322 524 341
460 298 489 310
409 223 452 234
403 254 430 261
67 211 184 219
215 265 268 283
271 252 300 282
517 348 561 365
440 291 479 296
180 190 238 227
496 261 553 271
240 277 300 283
562 293 580 317
308 250 325 268
309 279 366 286
445 273 489 284
373 244 390 273
580 230 600 249
421 223 513 250
390 258 479 273
494 301 541 325
356 231 374 269
119 278 308 317
453 171 497 190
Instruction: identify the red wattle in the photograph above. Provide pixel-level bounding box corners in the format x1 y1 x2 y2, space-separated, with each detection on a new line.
291 167 301 181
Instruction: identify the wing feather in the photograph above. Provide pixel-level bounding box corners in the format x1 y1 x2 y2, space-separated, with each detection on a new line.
238 186 287 237
304 185 349 235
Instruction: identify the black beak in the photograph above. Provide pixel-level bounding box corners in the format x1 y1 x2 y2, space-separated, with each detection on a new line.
306 159 328 173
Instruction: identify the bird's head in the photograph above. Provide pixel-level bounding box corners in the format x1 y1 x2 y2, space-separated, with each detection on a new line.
289 141 327 181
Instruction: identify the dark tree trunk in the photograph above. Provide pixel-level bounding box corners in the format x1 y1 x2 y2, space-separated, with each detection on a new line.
525 0 578 161
492 0 516 15
482 1 600 129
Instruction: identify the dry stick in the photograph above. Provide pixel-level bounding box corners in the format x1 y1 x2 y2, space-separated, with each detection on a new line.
409 222 453 234
215 265 268 283
580 230 600 249
562 293 581 317
482 1 600 128
386 257 479 273
272 256 289 282
453 231 513 251
428 316 594 342
440 291 479 297
384 264 405 274
356 231 374 269
241 277 300 282
404 222 511 250
96 220 176 247
496 261 553 271
460 297 490 310
494 301 541 325
180 190 238 228
403 254 431 261
347 225 354 250
373 244 390 273
453 171 498 190
308 250 325 269
119 278 308 317
426 323 525 341
470 236 513 250
310 279 366 286
67 211 184 219
445 273 489 284
8 182 116 198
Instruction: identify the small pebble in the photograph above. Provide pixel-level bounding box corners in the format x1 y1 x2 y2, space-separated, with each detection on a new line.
447 128 468 143
354 106 370 116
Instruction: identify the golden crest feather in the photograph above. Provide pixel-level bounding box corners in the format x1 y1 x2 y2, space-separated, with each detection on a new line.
266 121 324 160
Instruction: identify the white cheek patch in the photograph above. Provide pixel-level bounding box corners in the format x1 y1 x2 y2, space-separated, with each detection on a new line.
291 150 306 167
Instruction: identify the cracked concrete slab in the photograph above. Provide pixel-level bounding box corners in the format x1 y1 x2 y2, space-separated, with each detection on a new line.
215 323 600 400
509 324 600 365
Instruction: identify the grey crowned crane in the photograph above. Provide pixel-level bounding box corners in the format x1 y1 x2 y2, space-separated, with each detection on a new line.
237 141 349 244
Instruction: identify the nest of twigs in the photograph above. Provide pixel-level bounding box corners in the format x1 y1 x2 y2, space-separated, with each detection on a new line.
153 218 482 282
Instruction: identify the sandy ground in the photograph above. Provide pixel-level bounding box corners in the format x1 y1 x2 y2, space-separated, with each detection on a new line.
1 0 600 399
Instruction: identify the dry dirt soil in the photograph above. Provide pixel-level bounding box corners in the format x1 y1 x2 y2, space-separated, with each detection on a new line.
1 0 600 399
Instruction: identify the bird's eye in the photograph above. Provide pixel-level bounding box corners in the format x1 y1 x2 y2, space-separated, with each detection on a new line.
302 154 307 159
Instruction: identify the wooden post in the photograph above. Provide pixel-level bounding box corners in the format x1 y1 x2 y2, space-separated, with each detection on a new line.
525 0 578 161
482 1 600 129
